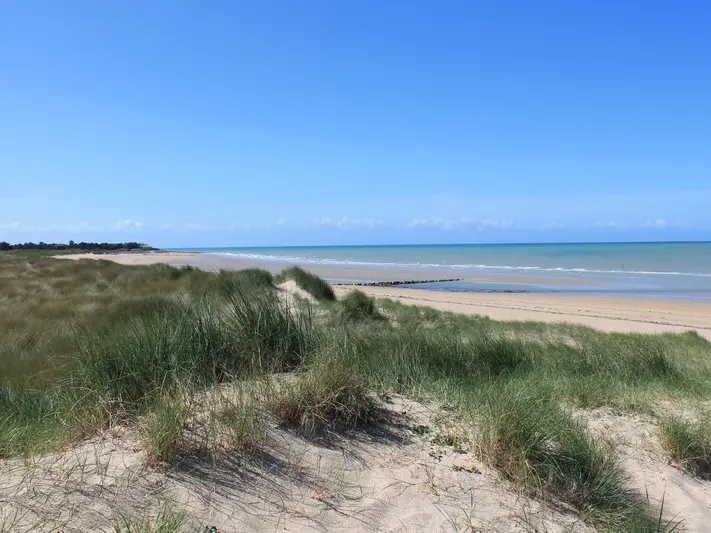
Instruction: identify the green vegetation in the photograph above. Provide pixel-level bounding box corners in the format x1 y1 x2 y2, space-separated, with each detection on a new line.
0 240 155 252
479 388 653 530
269 356 376 434
2 251 711 530
339 289 383 321
276 265 336 301
660 415 711 477
111 503 186 533
142 397 187 467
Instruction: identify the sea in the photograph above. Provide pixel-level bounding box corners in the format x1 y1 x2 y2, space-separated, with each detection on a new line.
174 242 711 302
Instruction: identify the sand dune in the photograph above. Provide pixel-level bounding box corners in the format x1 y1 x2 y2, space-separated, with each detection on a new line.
60 252 711 339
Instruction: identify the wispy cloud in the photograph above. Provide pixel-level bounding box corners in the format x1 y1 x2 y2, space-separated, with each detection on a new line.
267 217 288 228
407 217 513 230
585 221 626 229
541 222 566 229
644 218 667 229
310 217 383 229
583 219 690 230
408 217 461 229
0 221 21 229
111 219 145 231
46 222 102 232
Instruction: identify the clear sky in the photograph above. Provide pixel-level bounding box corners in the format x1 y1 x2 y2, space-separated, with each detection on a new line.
1 1 710 247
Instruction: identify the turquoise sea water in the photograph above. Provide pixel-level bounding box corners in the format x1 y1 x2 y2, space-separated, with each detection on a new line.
175 243 711 301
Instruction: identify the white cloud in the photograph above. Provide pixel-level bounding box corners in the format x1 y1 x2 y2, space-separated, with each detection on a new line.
309 217 382 229
644 218 667 229
0 221 102 233
407 217 513 230
585 221 626 229
267 217 288 228
185 223 201 230
478 218 514 229
541 222 566 229
408 217 458 229
47 222 102 232
643 219 692 229
334 217 381 229
111 219 145 231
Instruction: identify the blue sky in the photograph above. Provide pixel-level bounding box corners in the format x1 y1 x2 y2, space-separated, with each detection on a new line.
1 1 709 247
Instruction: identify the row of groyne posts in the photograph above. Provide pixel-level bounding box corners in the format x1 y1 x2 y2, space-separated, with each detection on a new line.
335 278 462 287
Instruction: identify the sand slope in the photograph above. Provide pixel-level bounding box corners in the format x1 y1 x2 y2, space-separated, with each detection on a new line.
584 408 711 532
6 395 711 531
1 396 589 532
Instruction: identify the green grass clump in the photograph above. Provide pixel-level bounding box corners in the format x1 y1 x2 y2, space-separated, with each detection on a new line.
660 416 711 477
143 397 187 467
478 388 656 530
74 290 315 417
217 268 274 295
0 387 69 457
276 266 336 302
73 298 229 414
210 396 263 456
340 290 383 321
221 289 317 372
270 356 376 434
111 503 186 533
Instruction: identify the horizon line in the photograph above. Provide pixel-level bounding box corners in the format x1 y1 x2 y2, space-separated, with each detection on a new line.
173 240 711 250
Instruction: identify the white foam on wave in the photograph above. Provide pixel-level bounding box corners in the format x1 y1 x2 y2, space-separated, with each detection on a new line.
209 252 711 278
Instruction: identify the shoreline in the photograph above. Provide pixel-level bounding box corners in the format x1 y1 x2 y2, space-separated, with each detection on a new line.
56 251 711 339
56 251 586 285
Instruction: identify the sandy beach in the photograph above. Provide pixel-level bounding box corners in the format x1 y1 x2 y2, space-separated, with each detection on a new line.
58 252 711 339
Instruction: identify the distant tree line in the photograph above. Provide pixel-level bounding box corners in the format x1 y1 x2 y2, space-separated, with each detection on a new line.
0 241 157 252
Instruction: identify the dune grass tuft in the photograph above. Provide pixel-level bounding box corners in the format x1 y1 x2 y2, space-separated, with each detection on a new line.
340 290 383 322
0 387 69 457
217 268 274 295
478 387 657 530
270 356 376 434
660 416 711 477
73 290 315 418
209 396 264 456
276 266 336 302
111 502 186 533
142 397 187 468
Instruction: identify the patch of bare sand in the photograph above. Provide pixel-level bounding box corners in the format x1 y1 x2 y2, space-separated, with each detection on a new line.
1 396 587 532
278 279 316 307
583 409 711 531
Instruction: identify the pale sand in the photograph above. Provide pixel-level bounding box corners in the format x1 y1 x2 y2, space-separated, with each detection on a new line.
59 252 711 339
4 393 710 530
0 395 592 532
334 285 711 340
